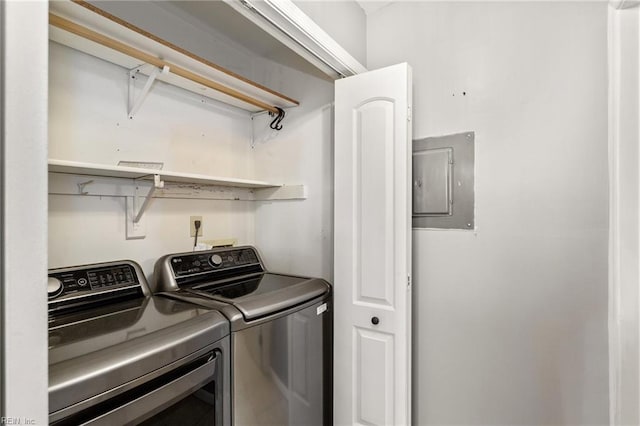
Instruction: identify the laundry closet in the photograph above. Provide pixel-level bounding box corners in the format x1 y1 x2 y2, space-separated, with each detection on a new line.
43 1 343 424
48 1 337 280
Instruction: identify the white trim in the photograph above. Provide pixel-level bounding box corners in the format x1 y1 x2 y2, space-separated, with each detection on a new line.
607 9 621 424
1 1 48 422
608 4 640 425
222 0 367 78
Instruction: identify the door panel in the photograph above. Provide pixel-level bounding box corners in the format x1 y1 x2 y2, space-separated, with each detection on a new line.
355 100 395 307
355 328 394 426
334 63 412 426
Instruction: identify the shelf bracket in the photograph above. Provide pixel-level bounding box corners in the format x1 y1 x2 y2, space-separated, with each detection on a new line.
126 174 164 240
77 179 93 195
128 65 170 119
132 174 164 223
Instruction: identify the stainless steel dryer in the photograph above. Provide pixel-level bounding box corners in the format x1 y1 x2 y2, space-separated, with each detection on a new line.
152 246 332 426
48 260 230 425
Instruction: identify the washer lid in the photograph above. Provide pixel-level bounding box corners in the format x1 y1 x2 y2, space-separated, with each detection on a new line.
49 296 228 415
191 273 330 320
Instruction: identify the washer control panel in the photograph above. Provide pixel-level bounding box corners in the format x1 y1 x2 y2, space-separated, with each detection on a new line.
48 262 141 302
170 247 260 278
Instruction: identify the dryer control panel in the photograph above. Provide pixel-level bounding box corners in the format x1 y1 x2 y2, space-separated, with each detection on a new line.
48 261 147 313
153 246 264 292
170 248 260 277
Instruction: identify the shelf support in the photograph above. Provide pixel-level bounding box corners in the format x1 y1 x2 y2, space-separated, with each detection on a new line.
128 65 170 119
77 180 93 195
133 174 164 223
126 173 164 240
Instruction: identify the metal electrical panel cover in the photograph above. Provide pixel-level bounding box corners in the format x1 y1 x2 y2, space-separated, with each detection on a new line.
413 148 452 215
412 132 475 230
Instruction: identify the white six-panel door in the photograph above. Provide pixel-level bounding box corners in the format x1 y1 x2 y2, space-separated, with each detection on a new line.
334 63 412 425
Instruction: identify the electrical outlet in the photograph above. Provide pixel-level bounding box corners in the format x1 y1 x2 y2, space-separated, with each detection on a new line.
126 197 146 239
190 216 203 237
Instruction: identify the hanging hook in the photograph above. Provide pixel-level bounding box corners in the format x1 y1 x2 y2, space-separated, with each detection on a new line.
269 107 286 131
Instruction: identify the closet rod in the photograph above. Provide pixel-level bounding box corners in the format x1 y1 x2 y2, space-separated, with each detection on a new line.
49 13 279 114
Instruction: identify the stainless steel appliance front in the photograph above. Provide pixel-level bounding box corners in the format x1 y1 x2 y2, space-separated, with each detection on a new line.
153 246 332 426
48 260 231 426
232 300 327 425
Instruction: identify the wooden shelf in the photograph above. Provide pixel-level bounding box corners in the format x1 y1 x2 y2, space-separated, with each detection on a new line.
48 159 307 203
48 159 306 239
48 0 299 114
48 159 281 189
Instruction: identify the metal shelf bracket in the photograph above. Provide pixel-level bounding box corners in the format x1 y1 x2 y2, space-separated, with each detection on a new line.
126 173 164 239
133 174 164 223
77 180 93 195
128 64 170 119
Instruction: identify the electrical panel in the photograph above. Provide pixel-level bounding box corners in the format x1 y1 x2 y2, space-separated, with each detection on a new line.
412 132 475 229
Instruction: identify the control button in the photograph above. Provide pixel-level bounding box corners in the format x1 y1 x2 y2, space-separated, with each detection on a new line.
48 277 63 298
77 278 88 287
193 260 201 267
210 254 223 267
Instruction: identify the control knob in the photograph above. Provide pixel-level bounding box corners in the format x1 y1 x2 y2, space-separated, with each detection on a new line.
210 254 223 267
48 277 63 298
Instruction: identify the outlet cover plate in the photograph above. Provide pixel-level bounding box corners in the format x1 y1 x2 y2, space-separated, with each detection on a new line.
126 197 146 239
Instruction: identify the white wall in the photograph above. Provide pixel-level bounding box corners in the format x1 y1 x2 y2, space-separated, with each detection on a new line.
367 2 609 425
252 75 334 280
293 0 367 66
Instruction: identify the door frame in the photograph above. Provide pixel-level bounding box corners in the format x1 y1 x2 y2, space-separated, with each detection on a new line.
607 1 640 424
1 1 49 422
221 0 367 78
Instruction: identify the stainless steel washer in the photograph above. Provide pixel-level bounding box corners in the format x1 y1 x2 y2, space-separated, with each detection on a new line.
48 260 230 425
153 246 332 426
